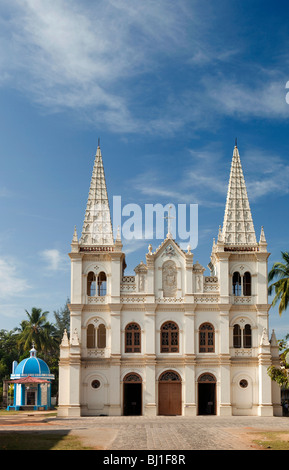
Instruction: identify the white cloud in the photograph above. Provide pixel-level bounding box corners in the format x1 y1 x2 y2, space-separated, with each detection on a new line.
41 249 68 272
0 257 30 299
203 74 289 120
0 1 288 134
243 149 289 200
128 143 289 211
0 0 192 132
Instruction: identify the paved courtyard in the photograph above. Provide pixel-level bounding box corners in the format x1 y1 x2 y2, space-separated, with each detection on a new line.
1 413 289 450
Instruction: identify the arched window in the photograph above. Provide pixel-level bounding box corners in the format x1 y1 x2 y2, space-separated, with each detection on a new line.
233 323 252 348
232 272 241 296
161 321 179 353
199 323 215 353
98 272 107 296
125 323 141 353
97 324 106 349
159 370 181 382
243 272 251 296
233 324 241 348
87 324 95 348
243 324 252 348
87 271 96 296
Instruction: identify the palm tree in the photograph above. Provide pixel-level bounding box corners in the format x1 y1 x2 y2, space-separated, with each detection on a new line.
268 251 289 316
17 307 58 355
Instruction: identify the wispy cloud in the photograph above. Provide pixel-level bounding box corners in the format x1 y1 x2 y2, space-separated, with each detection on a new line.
0 0 191 132
40 249 69 272
204 74 289 120
1 1 288 135
127 143 289 208
0 257 30 299
243 148 289 200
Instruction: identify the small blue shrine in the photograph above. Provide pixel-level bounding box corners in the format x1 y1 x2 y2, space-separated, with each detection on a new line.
7 343 55 411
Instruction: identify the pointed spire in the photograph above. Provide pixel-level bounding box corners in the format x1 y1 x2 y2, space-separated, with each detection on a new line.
259 226 267 244
221 143 257 246
80 144 113 246
72 226 78 243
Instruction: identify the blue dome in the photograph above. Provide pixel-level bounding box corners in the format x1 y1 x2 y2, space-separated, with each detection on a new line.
11 345 54 379
14 356 50 376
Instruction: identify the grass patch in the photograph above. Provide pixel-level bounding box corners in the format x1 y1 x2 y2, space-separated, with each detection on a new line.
0 432 93 450
0 409 57 416
252 431 289 450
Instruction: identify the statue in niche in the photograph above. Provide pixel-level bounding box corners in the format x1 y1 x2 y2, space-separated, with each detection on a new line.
139 274 145 291
162 260 177 297
196 275 201 292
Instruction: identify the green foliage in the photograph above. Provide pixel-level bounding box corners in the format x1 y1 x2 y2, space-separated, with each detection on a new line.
0 299 70 404
17 307 58 355
267 366 289 388
53 297 70 339
267 333 289 389
268 251 289 316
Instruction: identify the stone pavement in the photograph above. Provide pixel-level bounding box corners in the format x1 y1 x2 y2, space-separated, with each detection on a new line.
1 413 289 450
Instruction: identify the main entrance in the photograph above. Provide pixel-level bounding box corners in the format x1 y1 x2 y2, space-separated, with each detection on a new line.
158 370 182 416
123 373 142 416
198 373 216 415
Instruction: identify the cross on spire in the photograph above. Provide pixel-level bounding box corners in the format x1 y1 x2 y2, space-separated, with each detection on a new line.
164 205 175 238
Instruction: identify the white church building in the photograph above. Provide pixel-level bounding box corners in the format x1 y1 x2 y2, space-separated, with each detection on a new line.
58 143 281 417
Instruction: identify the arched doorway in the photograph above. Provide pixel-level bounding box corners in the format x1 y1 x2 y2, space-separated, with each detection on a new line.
198 373 216 415
158 370 182 416
123 373 142 416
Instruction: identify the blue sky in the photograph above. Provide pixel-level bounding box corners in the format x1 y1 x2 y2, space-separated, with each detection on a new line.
0 0 289 338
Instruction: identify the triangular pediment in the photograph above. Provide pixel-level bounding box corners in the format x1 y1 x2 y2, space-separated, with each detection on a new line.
151 235 187 260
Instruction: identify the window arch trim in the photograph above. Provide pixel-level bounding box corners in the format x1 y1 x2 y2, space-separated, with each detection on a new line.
87 270 107 297
232 322 252 349
160 321 179 353
199 322 215 353
98 271 107 296
232 271 241 296
125 322 141 353
87 323 95 349
87 271 96 296
243 271 252 296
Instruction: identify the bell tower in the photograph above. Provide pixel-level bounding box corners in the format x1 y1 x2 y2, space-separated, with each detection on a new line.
209 142 274 416
58 143 125 417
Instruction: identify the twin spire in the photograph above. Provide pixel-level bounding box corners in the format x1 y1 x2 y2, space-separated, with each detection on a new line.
79 144 114 246
75 140 264 250
220 142 257 247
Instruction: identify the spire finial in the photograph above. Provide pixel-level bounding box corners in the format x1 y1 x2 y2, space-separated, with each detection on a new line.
235 137 237 148
30 342 37 357
98 137 100 148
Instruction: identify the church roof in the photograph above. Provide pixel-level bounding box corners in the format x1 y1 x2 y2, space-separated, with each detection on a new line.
221 143 257 246
79 144 114 246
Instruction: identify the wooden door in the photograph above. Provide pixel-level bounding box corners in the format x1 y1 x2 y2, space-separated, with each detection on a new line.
159 381 182 415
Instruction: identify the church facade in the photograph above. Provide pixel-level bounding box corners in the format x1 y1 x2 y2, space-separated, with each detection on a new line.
58 143 281 417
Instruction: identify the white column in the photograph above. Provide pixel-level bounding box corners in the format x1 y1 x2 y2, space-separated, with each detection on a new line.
219 307 232 415
109 308 121 415
144 364 157 416
109 361 121 416
258 344 274 416
144 306 156 416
